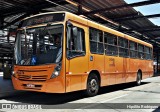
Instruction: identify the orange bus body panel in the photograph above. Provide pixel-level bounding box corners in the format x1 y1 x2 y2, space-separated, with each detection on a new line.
12 64 66 93
66 12 153 88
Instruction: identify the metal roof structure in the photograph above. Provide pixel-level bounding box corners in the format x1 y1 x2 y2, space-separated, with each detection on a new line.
0 0 160 61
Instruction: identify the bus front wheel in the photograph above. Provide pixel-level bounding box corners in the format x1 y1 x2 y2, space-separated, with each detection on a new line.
136 72 142 86
85 73 99 97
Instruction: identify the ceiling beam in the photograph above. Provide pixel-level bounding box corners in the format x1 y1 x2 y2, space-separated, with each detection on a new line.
121 26 160 32
0 17 4 30
1 7 50 29
2 3 52 17
134 28 160 32
153 36 160 38
1 13 31 29
1 0 68 28
114 13 160 22
141 28 160 32
2 0 68 17
3 0 28 9
109 12 140 20
82 0 160 15
77 0 83 15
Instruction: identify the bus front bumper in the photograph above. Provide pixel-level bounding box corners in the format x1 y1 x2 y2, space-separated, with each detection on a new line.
11 76 65 93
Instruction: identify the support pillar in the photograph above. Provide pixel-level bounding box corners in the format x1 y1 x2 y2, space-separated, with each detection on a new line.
0 16 4 30
78 0 83 15
156 51 159 73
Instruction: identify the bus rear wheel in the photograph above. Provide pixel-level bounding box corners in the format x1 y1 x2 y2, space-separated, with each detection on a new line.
85 73 99 97
136 72 142 86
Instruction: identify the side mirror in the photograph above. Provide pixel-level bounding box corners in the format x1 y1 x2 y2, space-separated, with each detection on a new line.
67 21 73 27
66 21 72 50
72 27 78 37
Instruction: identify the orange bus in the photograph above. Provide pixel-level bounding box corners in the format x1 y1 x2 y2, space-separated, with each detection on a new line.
12 12 153 96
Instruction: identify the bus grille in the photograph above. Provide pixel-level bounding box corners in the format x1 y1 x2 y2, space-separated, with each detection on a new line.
18 75 47 81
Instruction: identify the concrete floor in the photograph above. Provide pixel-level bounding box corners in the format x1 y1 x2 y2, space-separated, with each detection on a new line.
0 72 17 97
0 73 160 112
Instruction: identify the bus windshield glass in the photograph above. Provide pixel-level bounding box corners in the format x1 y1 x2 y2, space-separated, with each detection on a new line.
15 25 63 65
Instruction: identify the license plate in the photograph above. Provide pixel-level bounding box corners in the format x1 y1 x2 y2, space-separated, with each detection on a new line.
26 84 35 88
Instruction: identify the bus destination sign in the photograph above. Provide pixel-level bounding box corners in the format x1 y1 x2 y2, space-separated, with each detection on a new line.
20 13 65 27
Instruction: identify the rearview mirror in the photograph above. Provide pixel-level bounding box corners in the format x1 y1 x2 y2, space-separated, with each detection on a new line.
72 27 78 37
66 21 72 50
67 21 73 27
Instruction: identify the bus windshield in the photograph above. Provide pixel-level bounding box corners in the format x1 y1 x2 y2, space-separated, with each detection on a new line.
15 25 63 65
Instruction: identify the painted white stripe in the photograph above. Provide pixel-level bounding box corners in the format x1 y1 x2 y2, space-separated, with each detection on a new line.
74 94 129 110
74 109 82 110
100 94 128 103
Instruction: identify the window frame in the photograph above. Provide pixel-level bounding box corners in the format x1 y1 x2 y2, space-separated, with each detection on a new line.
129 41 138 59
66 26 86 59
138 44 145 59
89 27 104 55
118 37 129 58
104 32 118 56
144 46 152 60
88 27 152 60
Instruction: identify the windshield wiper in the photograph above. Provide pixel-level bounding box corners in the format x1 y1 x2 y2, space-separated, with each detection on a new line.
23 58 31 65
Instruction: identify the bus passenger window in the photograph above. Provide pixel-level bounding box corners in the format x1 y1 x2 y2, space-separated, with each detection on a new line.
144 46 151 60
138 44 144 59
67 27 85 58
129 41 137 58
118 37 129 57
89 28 104 54
150 48 152 59
104 32 118 56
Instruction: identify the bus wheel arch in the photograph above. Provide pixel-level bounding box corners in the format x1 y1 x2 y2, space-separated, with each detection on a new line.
136 69 142 86
89 70 101 86
85 70 101 96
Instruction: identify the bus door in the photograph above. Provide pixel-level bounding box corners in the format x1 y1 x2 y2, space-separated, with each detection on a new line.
66 22 88 92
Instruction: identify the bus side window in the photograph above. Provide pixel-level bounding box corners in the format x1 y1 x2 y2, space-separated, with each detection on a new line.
138 44 144 59
67 26 85 59
129 41 137 58
144 46 150 60
89 28 104 54
118 37 129 57
105 32 118 56
150 48 152 60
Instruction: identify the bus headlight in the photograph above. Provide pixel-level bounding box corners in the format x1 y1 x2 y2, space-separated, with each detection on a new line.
51 64 61 79
12 71 16 77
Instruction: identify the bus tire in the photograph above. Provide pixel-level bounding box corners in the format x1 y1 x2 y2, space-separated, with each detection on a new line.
136 71 142 86
85 73 99 97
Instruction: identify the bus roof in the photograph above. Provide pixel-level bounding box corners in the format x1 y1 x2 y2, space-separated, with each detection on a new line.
22 11 152 48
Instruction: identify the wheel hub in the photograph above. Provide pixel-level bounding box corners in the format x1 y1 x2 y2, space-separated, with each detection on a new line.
90 79 98 91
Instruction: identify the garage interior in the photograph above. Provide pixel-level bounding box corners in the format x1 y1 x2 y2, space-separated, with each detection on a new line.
0 0 160 81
